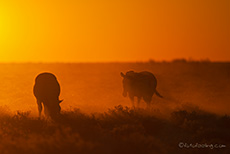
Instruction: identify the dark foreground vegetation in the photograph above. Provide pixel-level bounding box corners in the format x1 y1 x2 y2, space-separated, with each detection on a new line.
0 105 229 154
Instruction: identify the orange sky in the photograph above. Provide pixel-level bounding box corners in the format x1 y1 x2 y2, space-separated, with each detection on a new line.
0 0 229 62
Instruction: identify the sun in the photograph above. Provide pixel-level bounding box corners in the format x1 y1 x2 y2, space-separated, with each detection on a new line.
0 7 14 62
0 2 28 62
0 7 10 43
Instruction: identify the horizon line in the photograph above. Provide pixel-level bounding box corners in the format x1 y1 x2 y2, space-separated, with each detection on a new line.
0 59 229 64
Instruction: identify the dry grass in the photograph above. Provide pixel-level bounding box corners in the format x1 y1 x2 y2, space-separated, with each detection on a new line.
0 105 229 154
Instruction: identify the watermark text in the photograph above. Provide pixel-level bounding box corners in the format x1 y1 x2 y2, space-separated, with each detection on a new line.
178 142 226 149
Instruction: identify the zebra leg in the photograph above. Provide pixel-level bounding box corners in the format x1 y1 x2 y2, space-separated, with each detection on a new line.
129 95 135 109
37 100 42 118
44 105 49 117
143 96 152 109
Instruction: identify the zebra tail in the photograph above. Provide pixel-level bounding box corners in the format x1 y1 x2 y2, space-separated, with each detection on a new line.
155 90 163 98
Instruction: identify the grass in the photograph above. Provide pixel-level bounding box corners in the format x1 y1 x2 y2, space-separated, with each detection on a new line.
0 105 229 154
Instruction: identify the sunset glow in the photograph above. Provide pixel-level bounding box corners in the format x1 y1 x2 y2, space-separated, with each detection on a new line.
0 1 230 153
0 0 229 62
